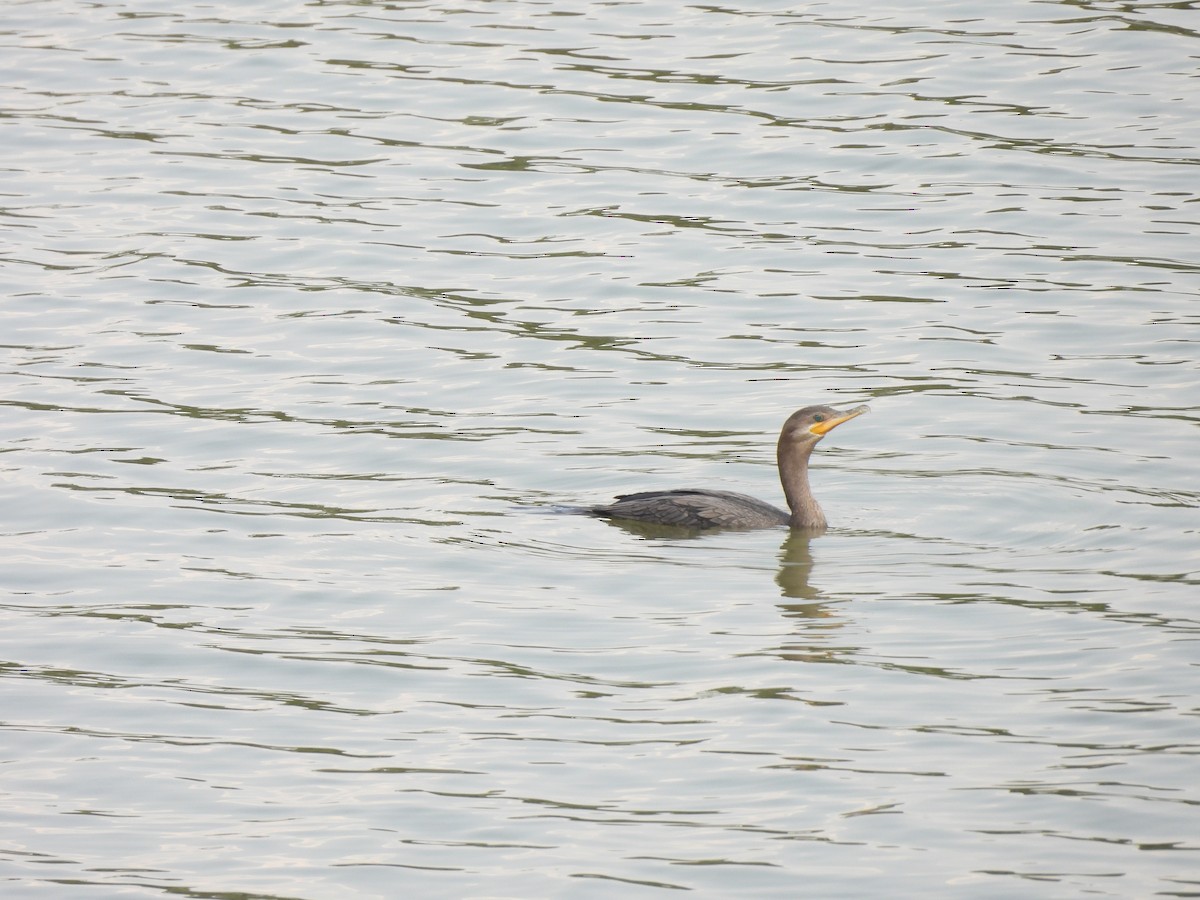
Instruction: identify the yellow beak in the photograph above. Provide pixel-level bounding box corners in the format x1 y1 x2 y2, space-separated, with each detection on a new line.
809 404 870 436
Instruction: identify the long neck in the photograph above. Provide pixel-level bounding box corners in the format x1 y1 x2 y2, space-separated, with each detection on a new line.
777 437 825 530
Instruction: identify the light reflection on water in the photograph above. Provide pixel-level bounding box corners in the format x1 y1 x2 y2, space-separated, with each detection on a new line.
1 0 1198 897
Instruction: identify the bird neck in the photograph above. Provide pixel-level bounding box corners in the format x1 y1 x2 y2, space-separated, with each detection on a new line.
777 437 826 530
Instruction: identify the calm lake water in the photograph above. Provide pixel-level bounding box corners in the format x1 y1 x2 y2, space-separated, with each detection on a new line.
2 1 1198 897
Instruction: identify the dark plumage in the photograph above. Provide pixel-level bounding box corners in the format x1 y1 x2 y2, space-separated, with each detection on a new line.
584 404 869 531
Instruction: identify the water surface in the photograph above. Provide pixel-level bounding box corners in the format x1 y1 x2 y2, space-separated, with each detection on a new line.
2 1 1198 897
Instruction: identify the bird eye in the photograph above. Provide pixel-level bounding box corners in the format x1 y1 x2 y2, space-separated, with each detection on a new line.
812 414 825 422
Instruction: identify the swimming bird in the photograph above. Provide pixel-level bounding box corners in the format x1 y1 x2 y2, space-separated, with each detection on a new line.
584 404 869 531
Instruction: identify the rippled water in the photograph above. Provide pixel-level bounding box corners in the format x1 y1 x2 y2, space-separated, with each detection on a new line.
3 1 1198 897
